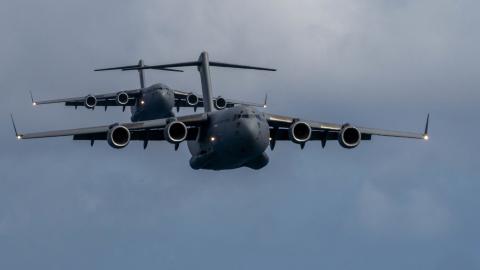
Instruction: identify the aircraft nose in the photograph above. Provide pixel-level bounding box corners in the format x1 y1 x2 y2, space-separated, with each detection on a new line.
234 118 267 155
239 119 258 139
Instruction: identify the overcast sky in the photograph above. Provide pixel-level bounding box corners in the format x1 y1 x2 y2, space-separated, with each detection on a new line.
0 0 479 269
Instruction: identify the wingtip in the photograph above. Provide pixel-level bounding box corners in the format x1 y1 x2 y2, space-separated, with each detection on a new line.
10 113 22 139
423 113 430 140
29 91 37 106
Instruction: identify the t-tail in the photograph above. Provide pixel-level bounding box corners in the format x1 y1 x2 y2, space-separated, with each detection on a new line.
124 51 276 113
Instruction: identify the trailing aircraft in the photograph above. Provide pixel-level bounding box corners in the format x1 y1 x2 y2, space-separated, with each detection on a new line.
12 52 429 170
30 59 267 122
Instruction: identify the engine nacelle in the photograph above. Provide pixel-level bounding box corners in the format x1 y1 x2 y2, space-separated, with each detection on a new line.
338 125 361 149
186 93 199 106
85 95 97 109
214 96 227 110
107 125 131 149
164 121 188 144
116 92 129 105
288 121 312 144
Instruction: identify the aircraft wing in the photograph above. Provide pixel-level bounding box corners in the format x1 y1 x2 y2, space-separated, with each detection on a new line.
32 89 142 108
173 90 267 110
266 113 429 147
14 113 207 142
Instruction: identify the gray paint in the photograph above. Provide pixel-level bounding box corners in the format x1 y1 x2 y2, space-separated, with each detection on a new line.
1 0 479 269
130 84 175 121
188 106 270 170
13 51 427 171
137 59 145 88
198 52 214 112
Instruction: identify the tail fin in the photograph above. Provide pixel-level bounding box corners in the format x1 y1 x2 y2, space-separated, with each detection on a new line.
137 60 145 88
124 51 276 113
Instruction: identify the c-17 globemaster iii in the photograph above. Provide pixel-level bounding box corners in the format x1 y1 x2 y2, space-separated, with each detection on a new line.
12 52 429 170
30 59 267 122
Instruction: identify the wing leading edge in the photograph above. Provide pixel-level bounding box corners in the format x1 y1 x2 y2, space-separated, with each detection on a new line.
13 113 208 142
173 90 267 111
266 113 429 142
31 89 141 108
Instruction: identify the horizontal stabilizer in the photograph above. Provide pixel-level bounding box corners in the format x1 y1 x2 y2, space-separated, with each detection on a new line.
209 61 276 71
95 64 183 72
121 52 276 113
125 60 276 72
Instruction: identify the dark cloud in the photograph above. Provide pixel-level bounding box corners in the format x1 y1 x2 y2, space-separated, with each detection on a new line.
0 0 479 269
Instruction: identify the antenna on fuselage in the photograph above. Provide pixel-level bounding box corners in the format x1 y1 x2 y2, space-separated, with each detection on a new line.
124 51 276 113
94 60 184 89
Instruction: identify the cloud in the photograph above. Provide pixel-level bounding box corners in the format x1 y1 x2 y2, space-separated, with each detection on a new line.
0 0 479 269
357 180 451 236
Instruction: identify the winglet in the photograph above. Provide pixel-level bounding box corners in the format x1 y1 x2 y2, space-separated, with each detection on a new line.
423 114 430 140
10 114 22 140
30 91 37 106
263 93 268 108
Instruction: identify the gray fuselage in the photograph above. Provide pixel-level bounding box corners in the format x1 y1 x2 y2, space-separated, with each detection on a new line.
130 83 175 122
128 84 270 170
188 106 270 170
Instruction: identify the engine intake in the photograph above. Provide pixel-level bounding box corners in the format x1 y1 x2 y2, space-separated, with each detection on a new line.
214 97 227 110
289 121 312 144
186 93 199 106
116 92 129 105
107 125 131 149
339 125 361 149
164 121 188 143
85 95 97 109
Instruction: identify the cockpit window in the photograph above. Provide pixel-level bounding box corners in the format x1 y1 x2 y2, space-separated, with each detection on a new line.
233 114 256 120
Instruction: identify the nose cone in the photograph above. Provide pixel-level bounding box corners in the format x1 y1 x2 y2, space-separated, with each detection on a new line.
230 118 269 157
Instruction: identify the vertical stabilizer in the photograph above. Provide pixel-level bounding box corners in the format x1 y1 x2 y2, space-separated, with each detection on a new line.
137 59 145 88
124 51 276 113
197 52 214 112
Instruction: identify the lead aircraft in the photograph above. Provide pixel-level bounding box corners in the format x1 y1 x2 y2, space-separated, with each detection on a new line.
31 59 267 122
12 52 429 170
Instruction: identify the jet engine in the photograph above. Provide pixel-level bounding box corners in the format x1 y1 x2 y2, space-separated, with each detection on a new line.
164 121 188 143
288 121 312 144
186 93 199 106
107 125 131 149
214 96 227 110
116 92 129 105
85 95 97 109
338 125 361 149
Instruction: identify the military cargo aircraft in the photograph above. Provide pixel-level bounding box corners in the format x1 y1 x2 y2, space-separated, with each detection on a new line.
31 59 267 122
12 52 429 170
